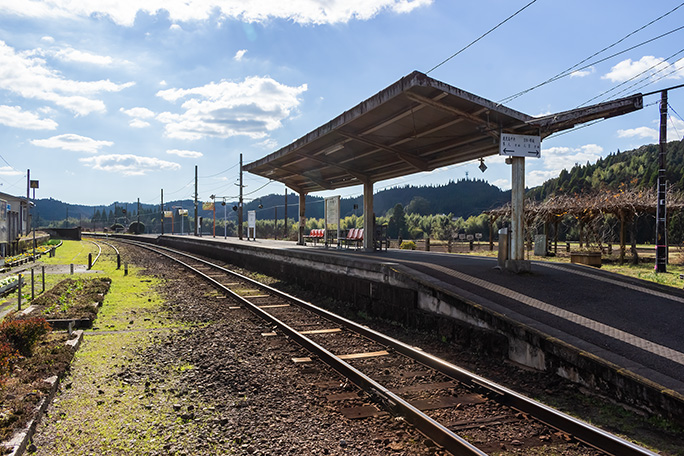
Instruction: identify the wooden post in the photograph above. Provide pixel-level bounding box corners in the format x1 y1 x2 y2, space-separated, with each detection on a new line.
363 180 374 251
510 157 524 261
619 211 626 264
298 193 306 245
489 216 494 251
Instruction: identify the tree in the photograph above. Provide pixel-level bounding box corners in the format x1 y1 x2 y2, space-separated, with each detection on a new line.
405 196 432 215
387 203 408 239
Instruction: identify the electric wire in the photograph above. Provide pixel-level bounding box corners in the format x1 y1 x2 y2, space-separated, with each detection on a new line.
499 22 684 105
426 0 538 74
578 47 684 107
199 163 239 179
602 56 684 103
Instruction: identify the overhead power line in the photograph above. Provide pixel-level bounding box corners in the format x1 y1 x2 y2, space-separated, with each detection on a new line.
578 47 684 106
426 0 538 74
498 2 684 104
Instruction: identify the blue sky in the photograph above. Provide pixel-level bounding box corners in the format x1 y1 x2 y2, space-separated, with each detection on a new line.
0 0 683 207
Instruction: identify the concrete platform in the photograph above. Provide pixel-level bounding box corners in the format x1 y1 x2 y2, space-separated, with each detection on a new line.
126 234 684 423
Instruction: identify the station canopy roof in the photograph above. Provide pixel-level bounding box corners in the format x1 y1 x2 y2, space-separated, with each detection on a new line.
244 71 643 194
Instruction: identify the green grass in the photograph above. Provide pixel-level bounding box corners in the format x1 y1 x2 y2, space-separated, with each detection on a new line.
31 240 220 455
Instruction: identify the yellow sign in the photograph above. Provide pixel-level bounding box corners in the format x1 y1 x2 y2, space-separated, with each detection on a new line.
163 211 173 218
202 202 215 210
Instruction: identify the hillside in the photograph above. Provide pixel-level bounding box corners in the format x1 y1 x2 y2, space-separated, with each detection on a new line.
33 179 508 225
528 140 684 200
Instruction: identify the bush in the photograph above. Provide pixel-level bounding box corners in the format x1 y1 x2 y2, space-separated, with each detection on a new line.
400 240 417 250
0 340 18 377
0 317 51 357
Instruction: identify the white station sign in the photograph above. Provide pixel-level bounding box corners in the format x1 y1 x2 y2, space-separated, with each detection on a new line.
499 133 541 158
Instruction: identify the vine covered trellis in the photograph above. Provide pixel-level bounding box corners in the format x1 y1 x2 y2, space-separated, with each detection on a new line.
486 187 684 264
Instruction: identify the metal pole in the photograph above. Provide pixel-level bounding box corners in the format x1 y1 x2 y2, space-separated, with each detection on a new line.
274 206 278 240
32 187 36 258
224 201 227 239
26 170 30 236
194 165 198 236
298 192 306 245
655 90 668 272
161 189 164 235
42 266 45 293
137 197 140 233
238 154 244 240
31 268 34 301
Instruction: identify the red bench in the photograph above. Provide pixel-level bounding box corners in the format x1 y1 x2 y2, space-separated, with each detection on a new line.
341 228 363 249
304 228 326 244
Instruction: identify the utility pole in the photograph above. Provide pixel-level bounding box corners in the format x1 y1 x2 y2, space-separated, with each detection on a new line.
274 206 278 240
161 189 164 235
655 90 668 272
194 165 198 236
238 153 244 240
137 198 141 234
26 170 30 235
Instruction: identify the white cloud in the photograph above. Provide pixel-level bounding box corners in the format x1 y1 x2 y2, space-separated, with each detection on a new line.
0 41 134 116
491 178 510 190
159 80 167 87
54 47 113 65
120 107 155 118
0 105 58 130
617 126 658 140
570 66 594 78
129 118 151 128
603 56 684 83
80 154 181 176
31 133 113 153
41 36 54 43
256 138 278 150
156 76 307 140
170 24 182 31
668 117 684 140
0 0 432 26
120 107 155 128
527 144 604 187
234 49 247 61
167 149 203 158
0 166 22 176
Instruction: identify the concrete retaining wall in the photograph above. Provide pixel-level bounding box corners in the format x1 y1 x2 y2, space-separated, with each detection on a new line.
144 235 684 425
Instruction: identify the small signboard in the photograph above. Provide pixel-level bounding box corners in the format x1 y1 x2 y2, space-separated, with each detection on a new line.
163 211 173 218
202 202 214 211
475 233 483 240
466 234 474 241
178 209 188 216
248 210 256 229
499 133 541 158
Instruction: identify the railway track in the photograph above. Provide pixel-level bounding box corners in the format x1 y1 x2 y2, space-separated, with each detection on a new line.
119 239 658 456
85 237 121 269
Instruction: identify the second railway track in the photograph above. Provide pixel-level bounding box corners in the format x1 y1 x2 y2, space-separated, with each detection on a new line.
120 238 658 456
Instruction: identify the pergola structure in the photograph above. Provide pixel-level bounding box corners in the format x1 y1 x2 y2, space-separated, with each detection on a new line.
244 71 643 267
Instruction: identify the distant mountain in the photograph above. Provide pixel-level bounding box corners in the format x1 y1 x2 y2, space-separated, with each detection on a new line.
33 179 509 225
527 139 684 200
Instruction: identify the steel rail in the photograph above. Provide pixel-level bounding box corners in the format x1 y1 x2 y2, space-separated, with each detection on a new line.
123 239 487 456
123 239 658 456
86 240 102 267
100 240 120 256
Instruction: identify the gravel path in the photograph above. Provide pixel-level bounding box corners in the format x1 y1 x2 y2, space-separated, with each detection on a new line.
30 245 446 455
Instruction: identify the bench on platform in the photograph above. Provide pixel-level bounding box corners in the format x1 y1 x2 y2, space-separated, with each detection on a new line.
340 228 363 249
304 228 326 245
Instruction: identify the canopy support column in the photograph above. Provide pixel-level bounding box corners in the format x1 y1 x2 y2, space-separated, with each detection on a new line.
363 180 374 251
298 192 306 245
507 156 530 273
